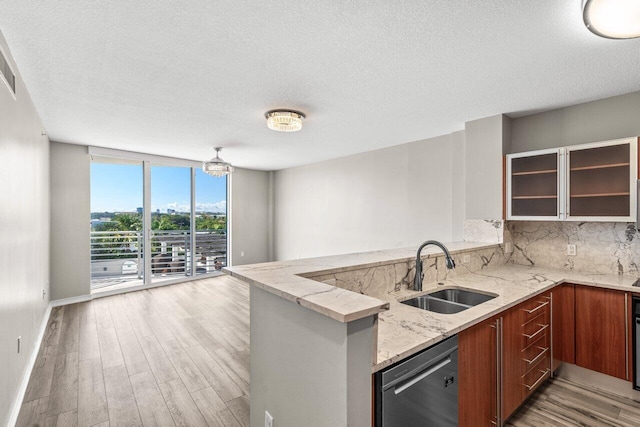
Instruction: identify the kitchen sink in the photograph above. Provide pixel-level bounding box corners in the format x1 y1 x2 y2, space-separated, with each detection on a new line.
427 288 496 306
401 295 469 314
401 288 497 314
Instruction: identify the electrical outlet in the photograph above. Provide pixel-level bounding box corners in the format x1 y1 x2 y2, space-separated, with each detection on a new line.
265 411 273 427
240 251 245 257
17 336 21 353
462 255 471 264
505 242 513 254
567 244 577 256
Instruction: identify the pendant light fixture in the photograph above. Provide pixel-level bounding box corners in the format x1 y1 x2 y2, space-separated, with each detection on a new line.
265 110 305 132
203 147 234 177
583 0 640 39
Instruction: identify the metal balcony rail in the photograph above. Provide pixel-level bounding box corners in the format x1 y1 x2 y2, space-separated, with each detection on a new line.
90 230 227 287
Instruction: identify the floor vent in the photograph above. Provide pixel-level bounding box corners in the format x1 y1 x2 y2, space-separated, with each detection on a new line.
0 48 16 95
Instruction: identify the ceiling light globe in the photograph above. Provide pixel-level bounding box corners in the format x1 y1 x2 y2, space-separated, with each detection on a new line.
583 0 640 39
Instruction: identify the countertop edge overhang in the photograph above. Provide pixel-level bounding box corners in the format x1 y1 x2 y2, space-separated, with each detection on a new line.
223 241 499 323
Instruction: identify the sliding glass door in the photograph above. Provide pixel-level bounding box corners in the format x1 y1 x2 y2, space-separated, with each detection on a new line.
90 159 144 290
195 168 228 274
150 165 192 282
90 154 228 290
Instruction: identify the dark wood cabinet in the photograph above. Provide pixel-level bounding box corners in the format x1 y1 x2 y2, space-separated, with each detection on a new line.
502 292 551 421
459 292 552 426
458 315 499 427
575 286 627 380
551 283 575 370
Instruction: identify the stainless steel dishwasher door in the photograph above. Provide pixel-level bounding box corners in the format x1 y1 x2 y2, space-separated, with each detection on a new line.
380 336 458 427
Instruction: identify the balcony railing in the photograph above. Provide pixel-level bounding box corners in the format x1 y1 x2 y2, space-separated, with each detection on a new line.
90 229 227 288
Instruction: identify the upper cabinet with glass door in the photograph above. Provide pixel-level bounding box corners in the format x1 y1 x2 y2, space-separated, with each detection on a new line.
507 148 563 221
506 137 638 222
566 138 637 221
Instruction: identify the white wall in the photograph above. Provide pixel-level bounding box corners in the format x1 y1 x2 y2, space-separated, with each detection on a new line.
511 91 640 153
50 142 91 300
274 134 457 260
250 286 374 427
0 30 50 426
464 114 510 220
231 168 273 265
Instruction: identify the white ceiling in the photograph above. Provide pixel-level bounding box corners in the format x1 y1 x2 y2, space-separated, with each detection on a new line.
1 1 639 170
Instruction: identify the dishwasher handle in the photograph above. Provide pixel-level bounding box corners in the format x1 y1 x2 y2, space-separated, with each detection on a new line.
393 357 452 395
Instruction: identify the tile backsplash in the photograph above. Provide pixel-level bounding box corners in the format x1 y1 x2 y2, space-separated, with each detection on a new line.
508 221 640 276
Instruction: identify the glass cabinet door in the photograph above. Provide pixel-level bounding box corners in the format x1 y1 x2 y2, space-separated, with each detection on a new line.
566 138 637 221
507 149 561 220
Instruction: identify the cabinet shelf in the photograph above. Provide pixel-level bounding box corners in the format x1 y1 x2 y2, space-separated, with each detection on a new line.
570 192 629 198
512 195 557 200
570 162 630 172
512 169 557 176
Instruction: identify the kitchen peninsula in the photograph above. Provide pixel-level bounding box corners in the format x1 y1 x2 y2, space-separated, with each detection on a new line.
225 240 640 427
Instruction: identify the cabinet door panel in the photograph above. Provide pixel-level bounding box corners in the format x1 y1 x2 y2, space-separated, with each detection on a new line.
575 286 626 379
553 284 576 367
507 150 560 220
458 316 498 427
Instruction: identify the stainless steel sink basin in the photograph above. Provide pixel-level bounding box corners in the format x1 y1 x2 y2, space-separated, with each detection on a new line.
401 288 497 314
401 296 469 314
427 288 496 306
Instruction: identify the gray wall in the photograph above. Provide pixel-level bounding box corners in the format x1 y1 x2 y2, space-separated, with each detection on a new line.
250 286 374 427
274 134 459 260
450 130 466 241
511 91 640 153
231 168 273 265
464 114 510 220
50 142 91 300
0 30 50 426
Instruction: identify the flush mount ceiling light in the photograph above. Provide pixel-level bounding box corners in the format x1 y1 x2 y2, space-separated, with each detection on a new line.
583 0 640 39
265 110 305 132
202 147 234 177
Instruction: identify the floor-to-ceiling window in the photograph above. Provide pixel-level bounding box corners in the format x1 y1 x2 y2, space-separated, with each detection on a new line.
89 151 228 291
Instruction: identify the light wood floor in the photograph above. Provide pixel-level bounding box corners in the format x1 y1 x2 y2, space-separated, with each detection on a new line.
16 275 250 427
17 275 640 427
507 377 640 427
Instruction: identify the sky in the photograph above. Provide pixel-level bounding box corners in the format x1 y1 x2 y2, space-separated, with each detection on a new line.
90 163 227 213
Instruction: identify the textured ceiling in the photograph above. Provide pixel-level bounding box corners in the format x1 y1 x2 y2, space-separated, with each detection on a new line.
1 1 639 170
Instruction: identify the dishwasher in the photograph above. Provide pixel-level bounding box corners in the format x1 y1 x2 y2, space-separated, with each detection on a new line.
375 335 458 427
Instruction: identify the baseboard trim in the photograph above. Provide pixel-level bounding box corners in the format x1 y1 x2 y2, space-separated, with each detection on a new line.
51 293 92 307
7 302 52 427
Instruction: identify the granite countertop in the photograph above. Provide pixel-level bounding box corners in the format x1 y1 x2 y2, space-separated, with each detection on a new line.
223 241 498 322
374 263 639 372
223 242 640 374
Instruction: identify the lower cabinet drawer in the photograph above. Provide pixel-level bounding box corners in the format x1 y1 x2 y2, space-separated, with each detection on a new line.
521 334 549 374
522 353 551 399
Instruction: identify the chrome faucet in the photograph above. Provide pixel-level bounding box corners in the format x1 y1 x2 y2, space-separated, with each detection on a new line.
414 240 456 291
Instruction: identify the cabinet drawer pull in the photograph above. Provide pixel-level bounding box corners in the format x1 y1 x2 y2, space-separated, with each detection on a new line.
523 369 549 391
522 300 549 314
523 323 548 340
523 346 549 365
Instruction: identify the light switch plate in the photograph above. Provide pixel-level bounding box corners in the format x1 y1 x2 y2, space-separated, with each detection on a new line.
567 244 577 256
